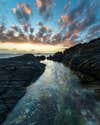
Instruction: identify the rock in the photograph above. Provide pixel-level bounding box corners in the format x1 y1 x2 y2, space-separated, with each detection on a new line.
0 54 45 124
62 38 100 82
48 37 100 82
47 52 63 62
35 55 46 61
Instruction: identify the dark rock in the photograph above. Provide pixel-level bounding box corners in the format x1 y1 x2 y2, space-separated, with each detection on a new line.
47 52 63 62
0 54 45 124
35 55 46 61
62 38 100 81
48 37 100 82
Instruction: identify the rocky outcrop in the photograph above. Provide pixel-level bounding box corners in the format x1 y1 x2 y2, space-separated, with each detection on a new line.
0 54 45 124
47 38 100 82
47 52 63 62
35 55 46 61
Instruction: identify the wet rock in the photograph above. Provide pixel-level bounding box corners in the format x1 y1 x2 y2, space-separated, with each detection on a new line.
35 56 46 61
0 54 45 124
47 52 63 62
62 38 100 82
48 38 100 82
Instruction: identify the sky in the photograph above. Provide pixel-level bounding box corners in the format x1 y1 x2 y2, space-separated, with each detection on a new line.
0 0 71 32
0 0 100 49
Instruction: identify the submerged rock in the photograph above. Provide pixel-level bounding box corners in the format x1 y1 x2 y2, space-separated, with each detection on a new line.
0 54 45 124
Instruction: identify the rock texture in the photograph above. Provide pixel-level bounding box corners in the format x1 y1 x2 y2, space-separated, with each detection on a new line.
47 38 100 82
35 55 46 61
47 52 63 62
0 54 45 124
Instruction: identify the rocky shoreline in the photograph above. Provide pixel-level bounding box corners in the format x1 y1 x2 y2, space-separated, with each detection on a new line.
0 37 100 124
0 54 45 124
47 38 100 84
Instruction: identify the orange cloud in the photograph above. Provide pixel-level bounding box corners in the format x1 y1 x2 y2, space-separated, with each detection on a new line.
24 4 32 15
36 0 43 9
36 0 53 19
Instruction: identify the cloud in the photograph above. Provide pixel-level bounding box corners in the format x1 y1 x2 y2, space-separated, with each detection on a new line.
51 33 63 43
0 0 99 46
12 3 32 25
59 0 99 44
86 24 100 41
36 0 53 19
64 0 71 12
37 24 52 37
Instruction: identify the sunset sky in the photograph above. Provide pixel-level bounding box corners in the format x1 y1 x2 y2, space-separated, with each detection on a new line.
0 0 100 52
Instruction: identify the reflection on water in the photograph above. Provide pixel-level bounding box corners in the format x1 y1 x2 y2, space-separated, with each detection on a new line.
2 60 100 125
0 54 21 59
